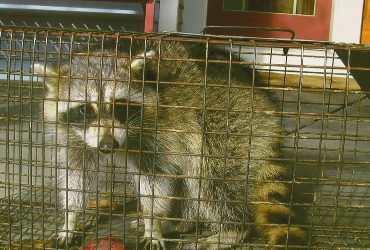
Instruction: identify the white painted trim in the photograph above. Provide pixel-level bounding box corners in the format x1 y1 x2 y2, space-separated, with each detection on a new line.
329 0 364 43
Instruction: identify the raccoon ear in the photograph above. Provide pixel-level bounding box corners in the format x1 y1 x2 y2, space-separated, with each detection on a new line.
130 50 157 80
131 50 156 70
33 63 59 93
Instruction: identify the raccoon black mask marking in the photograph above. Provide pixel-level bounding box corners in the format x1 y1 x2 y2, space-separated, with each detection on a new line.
60 104 96 124
59 100 141 127
112 100 142 125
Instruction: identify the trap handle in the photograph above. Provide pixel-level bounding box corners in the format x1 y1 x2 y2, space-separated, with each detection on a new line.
202 26 295 55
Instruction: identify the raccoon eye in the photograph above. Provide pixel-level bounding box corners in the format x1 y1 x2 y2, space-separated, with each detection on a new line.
113 99 141 125
79 106 85 116
67 104 96 124
113 101 128 124
79 105 95 121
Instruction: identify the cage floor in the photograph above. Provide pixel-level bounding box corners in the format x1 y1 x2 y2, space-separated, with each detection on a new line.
2 192 370 249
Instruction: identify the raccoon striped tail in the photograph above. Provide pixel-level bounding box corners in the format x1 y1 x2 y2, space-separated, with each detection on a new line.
254 163 307 248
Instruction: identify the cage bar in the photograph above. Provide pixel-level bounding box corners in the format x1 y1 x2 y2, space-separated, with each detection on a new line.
1 26 370 249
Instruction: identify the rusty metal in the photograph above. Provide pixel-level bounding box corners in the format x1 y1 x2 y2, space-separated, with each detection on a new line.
1 26 370 249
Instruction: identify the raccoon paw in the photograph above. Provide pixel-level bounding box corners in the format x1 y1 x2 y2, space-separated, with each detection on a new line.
129 219 179 236
268 226 307 247
140 238 167 250
191 236 232 250
57 231 74 246
128 219 145 235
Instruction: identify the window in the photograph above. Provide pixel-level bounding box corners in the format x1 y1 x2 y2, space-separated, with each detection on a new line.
223 0 316 16
207 0 332 41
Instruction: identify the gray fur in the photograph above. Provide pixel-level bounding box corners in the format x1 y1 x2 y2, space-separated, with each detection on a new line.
35 39 306 249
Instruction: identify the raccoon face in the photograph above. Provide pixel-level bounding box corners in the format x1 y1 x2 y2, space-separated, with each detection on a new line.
34 50 156 153
58 97 142 153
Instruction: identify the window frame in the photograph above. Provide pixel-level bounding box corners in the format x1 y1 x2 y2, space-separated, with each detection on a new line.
223 0 317 16
206 0 332 41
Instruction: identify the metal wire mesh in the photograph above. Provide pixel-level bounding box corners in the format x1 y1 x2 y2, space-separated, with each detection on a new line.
1 26 370 249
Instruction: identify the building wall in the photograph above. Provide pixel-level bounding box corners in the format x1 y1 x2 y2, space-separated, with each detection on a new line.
175 0 364 44
157 0 364 78
181 0 208 34
158 0 181 32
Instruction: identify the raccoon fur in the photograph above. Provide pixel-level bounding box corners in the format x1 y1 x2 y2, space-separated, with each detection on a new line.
34 38 306 249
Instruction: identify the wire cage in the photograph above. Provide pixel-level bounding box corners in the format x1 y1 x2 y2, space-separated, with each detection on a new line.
1 26 370 250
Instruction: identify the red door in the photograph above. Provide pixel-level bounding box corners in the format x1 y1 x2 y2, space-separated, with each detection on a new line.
206 0 332 41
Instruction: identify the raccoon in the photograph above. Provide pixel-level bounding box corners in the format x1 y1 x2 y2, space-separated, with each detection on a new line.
34 38 306 249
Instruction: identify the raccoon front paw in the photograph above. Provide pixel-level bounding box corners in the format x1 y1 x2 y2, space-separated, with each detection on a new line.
57 231 74 246
128 219 145 235
268 226 307 247
140 238 167 250
191 236 232 250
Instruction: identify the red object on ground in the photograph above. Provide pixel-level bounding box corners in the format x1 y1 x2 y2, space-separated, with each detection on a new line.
83 238 131 250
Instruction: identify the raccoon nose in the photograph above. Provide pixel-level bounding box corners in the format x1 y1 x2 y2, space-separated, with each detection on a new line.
99 139 120 154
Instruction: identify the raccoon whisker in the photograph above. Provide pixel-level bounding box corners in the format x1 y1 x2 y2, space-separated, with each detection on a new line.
126 110 144 126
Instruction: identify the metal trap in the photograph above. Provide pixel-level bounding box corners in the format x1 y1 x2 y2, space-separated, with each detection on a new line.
1 26 370 249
